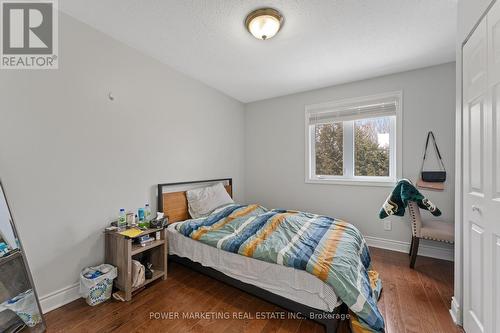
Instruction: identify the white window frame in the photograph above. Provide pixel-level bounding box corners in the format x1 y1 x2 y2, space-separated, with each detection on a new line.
305 91 403 187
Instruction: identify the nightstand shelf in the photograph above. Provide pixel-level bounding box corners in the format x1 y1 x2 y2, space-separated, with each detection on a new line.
131 269 165 292
131 239 165 255
105 227 167 301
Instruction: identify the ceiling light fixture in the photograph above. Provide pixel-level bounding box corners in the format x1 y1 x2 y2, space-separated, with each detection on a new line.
245 8 283 40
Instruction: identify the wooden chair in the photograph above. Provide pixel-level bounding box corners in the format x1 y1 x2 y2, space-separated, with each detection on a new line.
407 201 454 268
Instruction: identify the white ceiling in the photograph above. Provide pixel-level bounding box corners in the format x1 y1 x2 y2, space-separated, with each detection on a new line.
60 1 457 103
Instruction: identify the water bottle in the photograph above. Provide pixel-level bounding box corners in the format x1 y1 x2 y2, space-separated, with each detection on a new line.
145 204 151 221
118 208 126 229
145 203 152 228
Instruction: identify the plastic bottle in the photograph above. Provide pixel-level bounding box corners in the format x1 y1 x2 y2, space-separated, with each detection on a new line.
137 208 146 228
144 203 151 219
144 203 151 228
138 208 145 221
118 208 126 229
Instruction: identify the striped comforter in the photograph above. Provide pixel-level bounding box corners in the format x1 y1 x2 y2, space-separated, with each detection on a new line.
176 204 384 332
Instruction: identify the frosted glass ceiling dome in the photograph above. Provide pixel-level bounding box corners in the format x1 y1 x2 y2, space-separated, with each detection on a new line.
245 8 284 40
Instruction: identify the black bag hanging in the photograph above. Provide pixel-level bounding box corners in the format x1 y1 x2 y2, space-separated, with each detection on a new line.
420 131 446 182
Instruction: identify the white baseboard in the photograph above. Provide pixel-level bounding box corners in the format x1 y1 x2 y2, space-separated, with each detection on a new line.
364 236 454 261
449 296 462 326
39 282 80 313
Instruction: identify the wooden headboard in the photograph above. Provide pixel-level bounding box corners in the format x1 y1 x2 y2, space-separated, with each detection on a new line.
157 178 233 223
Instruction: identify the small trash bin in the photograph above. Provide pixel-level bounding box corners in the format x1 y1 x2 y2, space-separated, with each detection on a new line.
0 289 42 327
79 264 117 306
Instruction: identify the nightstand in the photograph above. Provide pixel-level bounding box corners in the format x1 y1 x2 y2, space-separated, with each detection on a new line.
105 227 167 301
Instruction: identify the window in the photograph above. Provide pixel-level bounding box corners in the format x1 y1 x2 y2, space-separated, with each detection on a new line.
305 92 401 186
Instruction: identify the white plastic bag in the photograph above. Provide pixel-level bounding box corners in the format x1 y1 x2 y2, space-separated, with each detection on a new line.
0 289 42 327
79 264 117 306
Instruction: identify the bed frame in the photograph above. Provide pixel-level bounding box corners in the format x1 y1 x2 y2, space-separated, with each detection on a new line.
157 178 346 333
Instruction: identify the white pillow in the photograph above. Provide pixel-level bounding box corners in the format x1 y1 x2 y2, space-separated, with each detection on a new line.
186 182 234 219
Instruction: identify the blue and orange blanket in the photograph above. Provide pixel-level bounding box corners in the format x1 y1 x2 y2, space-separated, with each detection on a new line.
176 204 384 332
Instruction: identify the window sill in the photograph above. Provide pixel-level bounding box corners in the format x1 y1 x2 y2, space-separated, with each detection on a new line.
305 178 397 187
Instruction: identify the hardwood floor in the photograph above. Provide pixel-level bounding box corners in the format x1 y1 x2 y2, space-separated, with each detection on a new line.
45 248 463 333
370 248 463 333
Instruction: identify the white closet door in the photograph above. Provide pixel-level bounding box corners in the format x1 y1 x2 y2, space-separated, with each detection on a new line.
487 3 500 332
463 16 490 333
463 2 500 331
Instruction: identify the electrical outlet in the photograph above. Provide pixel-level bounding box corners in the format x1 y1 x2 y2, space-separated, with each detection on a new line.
384 220 392 231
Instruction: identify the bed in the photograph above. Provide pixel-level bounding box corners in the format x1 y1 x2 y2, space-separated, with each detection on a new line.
157 178 382 333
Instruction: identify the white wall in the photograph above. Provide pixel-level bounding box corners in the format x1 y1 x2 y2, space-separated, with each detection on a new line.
0 13 245 307
245 63 455 250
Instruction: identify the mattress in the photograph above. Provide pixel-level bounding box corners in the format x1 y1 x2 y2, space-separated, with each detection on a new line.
167 222 341 312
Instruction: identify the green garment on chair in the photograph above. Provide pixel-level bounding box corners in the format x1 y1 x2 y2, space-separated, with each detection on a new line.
379 179 441 219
